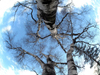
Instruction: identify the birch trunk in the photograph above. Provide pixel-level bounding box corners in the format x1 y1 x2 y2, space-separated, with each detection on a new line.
42 57 56 75
25 50 56 75
67 44 77 75
37 0 58 35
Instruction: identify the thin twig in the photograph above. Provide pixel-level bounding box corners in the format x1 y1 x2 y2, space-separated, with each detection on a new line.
55 37 67 53
15 2 37 23
57 13 69 28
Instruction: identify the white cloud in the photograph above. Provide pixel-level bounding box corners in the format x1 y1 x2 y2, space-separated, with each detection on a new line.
0 0 24 20
6 67 16 75
0 64 37 75
95 7 100 27
0 65 16 75
58 0 93 13
2 25 11 32
72 0 93 8
58 7 63 13
19 70 37 75
79 63 95 75
0 18 2 24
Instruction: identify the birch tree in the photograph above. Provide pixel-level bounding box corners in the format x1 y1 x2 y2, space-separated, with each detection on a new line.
4 0 100 75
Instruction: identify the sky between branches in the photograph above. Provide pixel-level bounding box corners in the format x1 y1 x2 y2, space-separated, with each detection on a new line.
0 0 100 75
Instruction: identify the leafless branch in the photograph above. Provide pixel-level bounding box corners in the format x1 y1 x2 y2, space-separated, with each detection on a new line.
56 62 67 64
75 65 85 69
36 17 42 37
57 13 69 28
74 23 97 41
55 37 67 53
58 2 72 8
14 1 37 23
76 41 100 46
28 33 51 39
75 46 100 66
12 47 45 69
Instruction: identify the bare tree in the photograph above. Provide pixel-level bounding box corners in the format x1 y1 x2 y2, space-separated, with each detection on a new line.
4 0 100 75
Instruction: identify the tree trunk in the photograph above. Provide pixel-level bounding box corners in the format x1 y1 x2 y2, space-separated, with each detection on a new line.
25 50 56 75
37 0 58 34
42 64 56 75
67 44 77 75
42 57 56 75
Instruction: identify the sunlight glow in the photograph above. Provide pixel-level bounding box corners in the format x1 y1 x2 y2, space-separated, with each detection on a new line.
63 0 93 8
72 0 93 8
0 0 24 24
79 64 95 75
19 70 37 75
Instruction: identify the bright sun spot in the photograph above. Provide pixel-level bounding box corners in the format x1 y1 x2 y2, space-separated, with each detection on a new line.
0 0 24 24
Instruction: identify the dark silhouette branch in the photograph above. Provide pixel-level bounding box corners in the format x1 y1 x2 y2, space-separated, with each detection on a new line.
57 13 69 28
75 46 100 66
58 2 72 8
11 47 45 69
74 23 97 40
55 37 67 53
27 33 51 39
14 1 37 23
37 18 41 37
57 33 79 38
76 41 100 46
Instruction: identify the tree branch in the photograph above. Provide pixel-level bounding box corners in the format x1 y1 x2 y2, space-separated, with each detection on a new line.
76 41 100 46
75 46 100 66
36 18 41 37
57 13 69 28
58 2 72 8
55 37 67 53
74 23 97 40
14 1 37 23
12 47 44 69
28 33 51 39
56 62 67 64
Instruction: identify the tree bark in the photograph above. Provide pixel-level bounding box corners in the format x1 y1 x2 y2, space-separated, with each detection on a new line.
25 50 56 75
37 0 58 35
42 57 56 75
67 44 77 75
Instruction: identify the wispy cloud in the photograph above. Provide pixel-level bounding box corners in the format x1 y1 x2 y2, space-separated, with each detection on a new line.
0 18 2 24
72 0 93 8
6 56 18 65
6 56 11 61
8 17 15 23
0 45 4 54
63 0 93 8
95 7 100 26
78 63 95 75
0 65 16 75
2 25 11 32
0 64 37 75
12 60 18 65
19 70 37 75
0 0 24 20
58 0 93 13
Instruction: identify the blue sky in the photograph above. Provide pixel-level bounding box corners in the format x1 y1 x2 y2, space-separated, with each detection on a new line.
0 0 100 75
